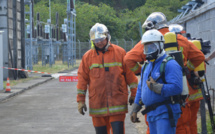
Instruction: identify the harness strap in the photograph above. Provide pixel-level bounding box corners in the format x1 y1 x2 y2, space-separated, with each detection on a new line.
165 104 176 127
141 99 173 115
141 99 179 128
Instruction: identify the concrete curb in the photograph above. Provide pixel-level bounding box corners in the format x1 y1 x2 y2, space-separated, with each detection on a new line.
0 77 53 103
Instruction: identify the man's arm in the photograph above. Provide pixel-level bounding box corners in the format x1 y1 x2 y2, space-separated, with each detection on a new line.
124 41 146 75
160 60 183 97
77 56 89 103
206 50 215 62
187 40 205 67
124 62 138 98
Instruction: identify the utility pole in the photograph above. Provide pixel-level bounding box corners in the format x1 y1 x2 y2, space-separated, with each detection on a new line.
13 0 18 79
0 31 4 91
49 0 53 67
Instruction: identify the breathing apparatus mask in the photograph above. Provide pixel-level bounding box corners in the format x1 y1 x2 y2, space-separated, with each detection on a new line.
144 42 162 61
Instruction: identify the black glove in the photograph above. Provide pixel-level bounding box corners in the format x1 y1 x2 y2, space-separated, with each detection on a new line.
130 103 142 123
129 96 135 105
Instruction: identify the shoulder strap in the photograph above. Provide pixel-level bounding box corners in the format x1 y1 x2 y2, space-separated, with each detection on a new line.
141 61 149 87
157 56 173 83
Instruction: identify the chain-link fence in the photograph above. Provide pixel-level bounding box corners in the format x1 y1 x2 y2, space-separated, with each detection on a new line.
29 39 139 65
76 39 138 59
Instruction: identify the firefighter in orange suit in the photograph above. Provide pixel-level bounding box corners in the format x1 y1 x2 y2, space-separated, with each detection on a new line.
76 23 138 134
186 40 206 134
124 12 205 134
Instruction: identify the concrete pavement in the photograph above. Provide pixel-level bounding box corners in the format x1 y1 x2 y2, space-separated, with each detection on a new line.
0 69 140 134
0 68 78 102
0 75 53 103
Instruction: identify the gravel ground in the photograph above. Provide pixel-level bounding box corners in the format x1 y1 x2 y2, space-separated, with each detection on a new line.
133 107 148 134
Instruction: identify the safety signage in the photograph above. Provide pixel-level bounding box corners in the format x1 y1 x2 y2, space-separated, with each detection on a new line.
59 76 78 82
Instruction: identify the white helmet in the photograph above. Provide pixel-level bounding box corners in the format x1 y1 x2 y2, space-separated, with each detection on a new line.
142 12 168 30
89 23 111 43
141 29 164 58
169 24 185 33
141 29 164 44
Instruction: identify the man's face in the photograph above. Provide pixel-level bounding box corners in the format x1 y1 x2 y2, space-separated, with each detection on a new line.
94 38 108 49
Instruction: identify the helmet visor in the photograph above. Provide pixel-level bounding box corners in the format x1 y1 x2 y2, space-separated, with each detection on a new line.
90 31 107 42
92 37 106 43
144 42 158 54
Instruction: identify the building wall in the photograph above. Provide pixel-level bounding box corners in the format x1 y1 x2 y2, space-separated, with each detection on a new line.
175 1 215 90
0 0 9 79
0 0 24 80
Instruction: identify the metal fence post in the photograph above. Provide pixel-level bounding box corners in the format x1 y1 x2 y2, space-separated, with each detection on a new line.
88 39 91 50
78 39 81 59
123 39 126 51
0 31 4 90
130 38 133 48
115 39 118 45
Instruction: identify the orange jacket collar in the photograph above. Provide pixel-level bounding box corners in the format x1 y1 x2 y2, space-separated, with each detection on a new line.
159 28 169 35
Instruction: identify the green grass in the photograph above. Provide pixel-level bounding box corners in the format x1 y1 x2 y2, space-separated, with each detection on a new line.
33 60 80 74
197 111 215 133
2 60 81 89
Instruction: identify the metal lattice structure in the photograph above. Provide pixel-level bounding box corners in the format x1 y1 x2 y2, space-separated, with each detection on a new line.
66 0 76 67
24 0 33 70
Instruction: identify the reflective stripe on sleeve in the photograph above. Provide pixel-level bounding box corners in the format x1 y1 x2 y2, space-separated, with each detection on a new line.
129 83 138 89
187 61 195 70
130 63 139 72
77 89 86 95
188 89 203 101
180 47 185 60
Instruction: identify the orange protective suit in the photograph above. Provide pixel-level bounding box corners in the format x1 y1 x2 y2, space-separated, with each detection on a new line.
77 43 138 117
186 39 206 134
124 28 205 134
188 101 200 134
176 103 191 134
124 28 205 75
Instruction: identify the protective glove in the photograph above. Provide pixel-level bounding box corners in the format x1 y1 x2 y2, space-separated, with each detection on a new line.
78 101 87 115
130 103 141 123
129 96 135 105
130 112 140 123
146 76 163 94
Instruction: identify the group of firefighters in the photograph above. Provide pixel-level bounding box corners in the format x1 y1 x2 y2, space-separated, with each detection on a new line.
76 11 211 134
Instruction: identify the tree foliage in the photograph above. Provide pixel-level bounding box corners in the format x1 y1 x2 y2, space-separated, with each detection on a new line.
33 0 190 41
77 0 146 10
